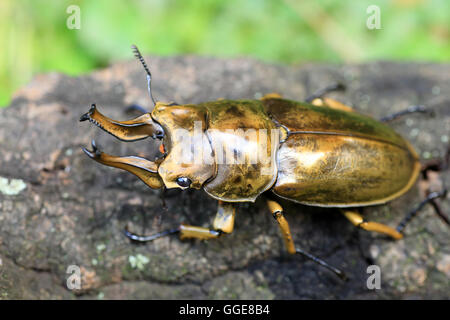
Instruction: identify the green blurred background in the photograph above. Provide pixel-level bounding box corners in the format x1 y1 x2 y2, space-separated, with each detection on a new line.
0 0 448 107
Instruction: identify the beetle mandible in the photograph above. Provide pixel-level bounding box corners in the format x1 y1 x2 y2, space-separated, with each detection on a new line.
80 45 447 279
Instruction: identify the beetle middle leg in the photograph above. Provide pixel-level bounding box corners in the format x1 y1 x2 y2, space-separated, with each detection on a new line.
307 85 355 113
312 97 432 122
341 209 403 240
266 199 347 280
307 86 432 121
124 201 236 241
305 83 346 103
310 97 355 112
261 93 283 99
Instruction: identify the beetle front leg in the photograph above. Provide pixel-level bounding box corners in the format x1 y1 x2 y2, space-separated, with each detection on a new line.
179 201 236 240
267 199 347 280
125 201 236 242
341 209 403 240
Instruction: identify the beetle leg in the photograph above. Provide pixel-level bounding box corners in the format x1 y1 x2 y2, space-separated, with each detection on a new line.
305 83 346 103
211 201 236 234
124 201 236 242
82 140 163 189
396 189 448 233
267 199 347 280
178 201 236 240
80 104 164 141
261 93 283 100
267 199 296 254
310 97 355 112
379 105 431 122
341 210 403 240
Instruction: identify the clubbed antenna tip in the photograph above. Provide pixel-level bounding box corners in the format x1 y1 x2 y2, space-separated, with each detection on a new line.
131 44 151 77
131 44 156 106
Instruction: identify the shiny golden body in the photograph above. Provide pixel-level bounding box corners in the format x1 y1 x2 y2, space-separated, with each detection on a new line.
80 95 421 276
262 97 421 207
82 97 420 208
80 47 429 277
151 97 420 207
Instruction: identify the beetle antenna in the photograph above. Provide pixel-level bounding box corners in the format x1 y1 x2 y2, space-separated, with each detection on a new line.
131 44 157 107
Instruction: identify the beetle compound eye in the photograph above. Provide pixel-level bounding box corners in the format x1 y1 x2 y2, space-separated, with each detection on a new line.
155 129 164 139
176 177 191 188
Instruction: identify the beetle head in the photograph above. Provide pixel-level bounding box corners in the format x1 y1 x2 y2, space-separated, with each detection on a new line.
151 102 216 190
81 45 216 191
81 102 216 191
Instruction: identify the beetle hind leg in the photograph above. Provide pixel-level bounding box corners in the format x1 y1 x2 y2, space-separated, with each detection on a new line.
396 189 448 233
267 199 347 280
379 105 432 122
341 209 403 240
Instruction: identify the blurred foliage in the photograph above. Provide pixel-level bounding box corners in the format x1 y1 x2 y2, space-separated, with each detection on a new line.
0 0 448 106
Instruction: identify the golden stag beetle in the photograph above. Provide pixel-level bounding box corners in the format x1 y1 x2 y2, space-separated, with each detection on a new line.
80 46 448 279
